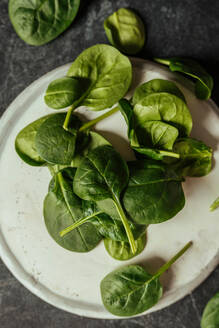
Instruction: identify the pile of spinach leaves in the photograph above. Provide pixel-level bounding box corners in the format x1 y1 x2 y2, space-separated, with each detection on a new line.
14 43 214 318
118 79 213 178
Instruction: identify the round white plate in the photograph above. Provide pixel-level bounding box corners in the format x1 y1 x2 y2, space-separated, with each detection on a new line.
0 59 219 319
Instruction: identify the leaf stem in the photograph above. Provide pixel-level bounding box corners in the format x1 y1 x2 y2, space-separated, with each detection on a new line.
210 196 219 211
159 150 180 159
59 211 103 237
79 106 119 132
153 241 192 279
63 104 76 131
154 58 171 66
113 196 137 254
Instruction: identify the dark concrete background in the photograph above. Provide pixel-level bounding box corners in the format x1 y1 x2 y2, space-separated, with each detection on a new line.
0 0 218 327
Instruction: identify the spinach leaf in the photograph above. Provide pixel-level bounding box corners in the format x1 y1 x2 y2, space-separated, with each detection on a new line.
63 44 132 129
134 92 192 137
104 233 146 261
118 98 180 160
60 199 147 243
35 113 82 165
104 8 145 55
15 115 50 166
47 131 110 175
210 197 219 212
154 58 213 100
9 0 80 46
168 138 212 177
123 160 185 225
44 77 83 109
201 292 219 328
73 145 137 253
44 168 101 252
100 241 192 316
132 79 185 105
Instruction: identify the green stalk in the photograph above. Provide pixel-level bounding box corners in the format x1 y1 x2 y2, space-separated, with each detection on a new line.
159 150 180 159
113 196 137 254
152 241 192 280
63 104 76 131
79 106 119 132
59 211 103 237
210 196 219 211
154 58 171 66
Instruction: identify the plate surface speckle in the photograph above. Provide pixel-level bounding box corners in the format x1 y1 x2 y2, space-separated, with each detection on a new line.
0 59 219 319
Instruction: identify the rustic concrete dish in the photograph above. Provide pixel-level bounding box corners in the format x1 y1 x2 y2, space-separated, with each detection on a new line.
0 59 218 319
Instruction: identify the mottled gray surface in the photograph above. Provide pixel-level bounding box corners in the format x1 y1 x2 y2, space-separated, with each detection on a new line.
0 0 219 327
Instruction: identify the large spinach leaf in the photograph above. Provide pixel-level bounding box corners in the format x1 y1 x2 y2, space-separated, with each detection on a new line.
60 199 147 242
73 145 137 253
9 0 80 46
104 8 145 55
154 57 213 100
100 241 192 316
134 92 192 137
67 44 132 109
15 115 50 166
44 77 83 109
44 168 101 252
168 138 212 177
104 233 147 261
35 113 82 165
132 79 185 105
123 160 185 225
201 292 219 328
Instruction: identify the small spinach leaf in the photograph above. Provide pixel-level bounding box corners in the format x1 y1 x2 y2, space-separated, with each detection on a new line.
35 113 81 165
154 57 213 100
104 8 145 55
201 292 219 328
44 168 101 252
132 79 185 105
118 98 180 160
168 138 212 177
44 77 83 109
15 115 50 166
134 92 192 137
100 241 192 316
123 160 185 225
104 233 147 261
9 0 80 46
73 145 137 253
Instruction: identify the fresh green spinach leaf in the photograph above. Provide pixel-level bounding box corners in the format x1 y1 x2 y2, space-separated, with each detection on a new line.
201 292 219 328
134 92 192 137
15 115 50 166
73 145 137 253
44 77 83 109
132 79 185 105
104 233 146 261
118 98 180 160
9 0 80 46
123 160 185 225
154 57 213 100
100 241 192 316
63 44 132 129
168 138 212 177
104 8 145 55
60 199 147 243
35 113 82 165
44 168 101 252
